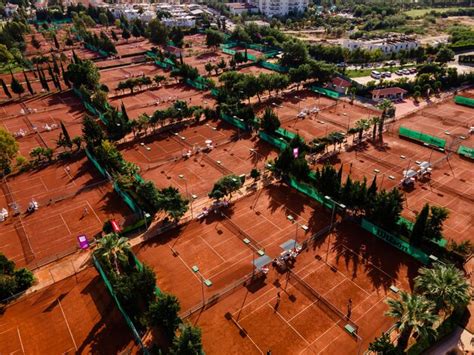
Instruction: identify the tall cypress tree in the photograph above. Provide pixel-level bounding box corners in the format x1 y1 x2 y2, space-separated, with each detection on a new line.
368 175 377 198
121 101 129 122
10 72 25 98
1 78 12 98
60 121 72 147
55 73 62 91
40 67 50 91
53 33 60 49
410 203 430 246
23 71 35 95
59 61 70 87
52 55 60 75
47 63 54 79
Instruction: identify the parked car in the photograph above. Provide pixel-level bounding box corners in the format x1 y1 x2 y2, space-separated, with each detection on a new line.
402 69 410 75
371 70 381 79
409 68 417 74
383 71 392 78
395 70 404 76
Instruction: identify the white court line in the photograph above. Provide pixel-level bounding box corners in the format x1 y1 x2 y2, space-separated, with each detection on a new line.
17 327 25 354
39 177 49 192
168 245 202 283
57 298 78 351
60 213 72 235
63 167 77 186
86 200 102 224
198 236 226 262
271 304 310 346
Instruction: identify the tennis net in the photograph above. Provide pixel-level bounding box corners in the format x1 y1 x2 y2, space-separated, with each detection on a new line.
2 177 14 205
288 269 359 332
220 212 264 252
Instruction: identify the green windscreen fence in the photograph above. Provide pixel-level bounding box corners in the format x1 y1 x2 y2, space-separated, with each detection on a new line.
458 145 474 159
259 131 288 150
260 61 288 73
222 48 236 55
398 126 446 148
275 127 297 141
221 113 248 130
92 256 148 353
454 95 474 108
113 182 142 215
311 86 341 99
360 219 430 264
185 78 207 90
85 148 108 178
287 177 333 209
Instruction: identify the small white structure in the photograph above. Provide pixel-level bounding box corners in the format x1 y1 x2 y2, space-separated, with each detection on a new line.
343 36 419 54
371 87 407 102
254 0 309 17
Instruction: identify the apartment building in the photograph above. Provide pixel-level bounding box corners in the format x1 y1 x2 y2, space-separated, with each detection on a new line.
343 36 419 54
253 0 309 17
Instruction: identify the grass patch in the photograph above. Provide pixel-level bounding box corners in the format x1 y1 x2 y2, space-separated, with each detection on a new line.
404 7 471 18
346 65 414 78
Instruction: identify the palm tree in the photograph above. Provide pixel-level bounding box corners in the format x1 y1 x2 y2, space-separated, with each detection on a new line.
354 118 371 143
414 264 471 317
386 291 438 351
377 99 394 140
95 233 131 274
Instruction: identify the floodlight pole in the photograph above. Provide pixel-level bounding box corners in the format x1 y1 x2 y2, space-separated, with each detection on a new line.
179 175 193 218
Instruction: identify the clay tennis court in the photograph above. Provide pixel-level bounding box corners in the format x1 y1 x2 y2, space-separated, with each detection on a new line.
182 201 419 355
313 131 473 244
96 54 145 69
0 155 131 267
2 92 85 155
184 50 232 77
115 39 154 57
135 184 331 311
239 65 275 76
120 119 239 167
0 267 138 354
100 63 169 93
138 122 277 199
109 83 215 119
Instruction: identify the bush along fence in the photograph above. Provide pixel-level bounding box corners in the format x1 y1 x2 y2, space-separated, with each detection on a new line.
84 43 109 58
92 254 148 353
72 87 109 125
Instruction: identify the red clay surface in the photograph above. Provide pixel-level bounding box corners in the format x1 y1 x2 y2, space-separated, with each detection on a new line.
313 96 473 244
184 50 232 77
0 268 138 354
115 39 154 57
134 184 333 311
133 122 278 199
100 63 169 93
239 65 275 76
0 155 131 267
172 191 419 354
109 83 215 120
2 92 84 156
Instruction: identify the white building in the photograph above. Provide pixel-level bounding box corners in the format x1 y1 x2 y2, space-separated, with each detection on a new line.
226 3 258 16
254 0 309 17
343 37 419 54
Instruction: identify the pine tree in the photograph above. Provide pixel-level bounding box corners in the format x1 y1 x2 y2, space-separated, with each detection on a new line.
23 71 34 95
1 78 12 98
72 50 80 64
410 204 430 246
